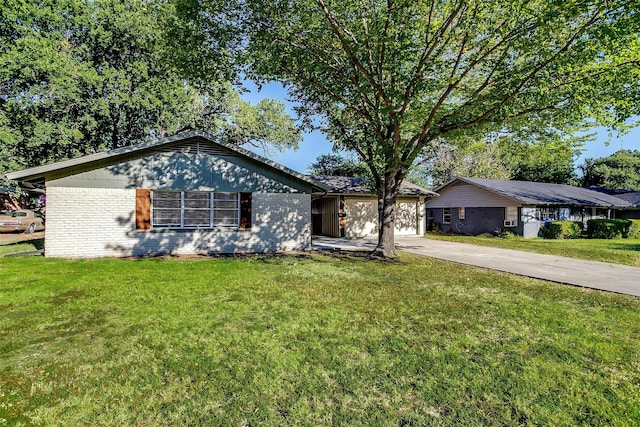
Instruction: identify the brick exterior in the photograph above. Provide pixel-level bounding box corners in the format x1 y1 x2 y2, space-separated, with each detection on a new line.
428 207 509 236
45 187 311 258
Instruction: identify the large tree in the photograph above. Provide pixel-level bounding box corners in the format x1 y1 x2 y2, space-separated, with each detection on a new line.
183 1 639 256
0 0 300 179
241 1 640 256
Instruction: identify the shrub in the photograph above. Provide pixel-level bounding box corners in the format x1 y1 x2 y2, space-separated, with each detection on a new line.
541 221 584 239
629 220 640 239
587 219 633 239
497 229 518 239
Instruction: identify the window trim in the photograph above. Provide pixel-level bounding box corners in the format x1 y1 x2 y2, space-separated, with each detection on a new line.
443 208 452 224
150 190 242 230
458 207 465 220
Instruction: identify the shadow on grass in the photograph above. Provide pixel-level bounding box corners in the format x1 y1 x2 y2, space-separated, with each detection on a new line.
0 238 44 250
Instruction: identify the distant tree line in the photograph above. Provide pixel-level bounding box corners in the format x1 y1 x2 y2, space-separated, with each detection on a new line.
310 145 640 191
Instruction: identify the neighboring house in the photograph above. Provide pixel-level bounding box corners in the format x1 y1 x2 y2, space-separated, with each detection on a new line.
591 189 640 219
310 175 436 238
4 131 331 257
427 177 634 238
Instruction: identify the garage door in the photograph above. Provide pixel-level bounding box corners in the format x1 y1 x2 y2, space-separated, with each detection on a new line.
344 198 418 237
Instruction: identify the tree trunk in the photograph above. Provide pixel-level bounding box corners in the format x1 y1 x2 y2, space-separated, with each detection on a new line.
370 173 399 259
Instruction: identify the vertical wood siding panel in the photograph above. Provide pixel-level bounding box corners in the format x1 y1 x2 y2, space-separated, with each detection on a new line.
135 189 151 230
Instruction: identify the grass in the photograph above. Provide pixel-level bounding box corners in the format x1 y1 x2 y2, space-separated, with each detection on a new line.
1 253 639 426
425 233 640 267
0 239 44 257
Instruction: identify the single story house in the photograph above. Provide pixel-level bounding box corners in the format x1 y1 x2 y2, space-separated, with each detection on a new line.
427 177 636 238
5 131 331 257
4 131 435 257
310 175 436 238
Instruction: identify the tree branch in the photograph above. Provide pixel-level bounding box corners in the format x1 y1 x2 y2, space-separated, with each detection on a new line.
400 2 466 115
444 9 603 133
314 0 394 114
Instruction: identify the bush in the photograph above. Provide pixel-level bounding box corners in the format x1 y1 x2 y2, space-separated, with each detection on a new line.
586 219 633 239
541 221 584 239
629 220 640 239
496 229 518 239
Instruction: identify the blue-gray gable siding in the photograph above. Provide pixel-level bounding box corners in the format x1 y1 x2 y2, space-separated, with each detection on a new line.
46 139 312 193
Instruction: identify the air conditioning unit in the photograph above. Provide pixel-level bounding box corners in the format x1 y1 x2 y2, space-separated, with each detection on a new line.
504 220 517 227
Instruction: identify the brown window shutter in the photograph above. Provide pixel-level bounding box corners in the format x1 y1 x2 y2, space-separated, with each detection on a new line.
240 193 252 230
136 189 151 231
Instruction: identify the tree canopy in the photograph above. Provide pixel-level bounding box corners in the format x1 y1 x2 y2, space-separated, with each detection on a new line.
580 149 640 190
0 0 300 180
307 154 369 177
422 140 512 188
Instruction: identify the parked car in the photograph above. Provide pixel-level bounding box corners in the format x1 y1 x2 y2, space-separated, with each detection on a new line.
0 209 45 234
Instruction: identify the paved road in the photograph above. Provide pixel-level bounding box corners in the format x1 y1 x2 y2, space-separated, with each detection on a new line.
313 236 640 297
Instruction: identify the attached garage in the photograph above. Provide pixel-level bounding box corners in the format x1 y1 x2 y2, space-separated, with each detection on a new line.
310 176 435 238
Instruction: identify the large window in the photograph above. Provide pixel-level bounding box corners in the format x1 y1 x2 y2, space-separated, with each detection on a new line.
151 191 240 229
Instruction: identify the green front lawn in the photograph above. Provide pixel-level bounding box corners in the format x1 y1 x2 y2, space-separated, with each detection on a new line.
425 233 640 266
1 254 639 425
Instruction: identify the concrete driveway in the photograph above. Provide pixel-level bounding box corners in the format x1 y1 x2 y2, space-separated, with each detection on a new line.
312 235 640 297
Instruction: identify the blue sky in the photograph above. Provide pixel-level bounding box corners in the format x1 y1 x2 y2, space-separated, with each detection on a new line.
241 81 640 174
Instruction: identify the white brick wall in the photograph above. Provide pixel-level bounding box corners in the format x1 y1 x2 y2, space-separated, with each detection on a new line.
44 187 311 258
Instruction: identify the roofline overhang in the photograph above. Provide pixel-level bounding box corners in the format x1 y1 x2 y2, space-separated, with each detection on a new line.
4 131 332 192
436 177 633 208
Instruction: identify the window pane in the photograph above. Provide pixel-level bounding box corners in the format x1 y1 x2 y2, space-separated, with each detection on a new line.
153 210 181 226
214 192 237 201
184 209 211 227
153 191 181 209
215 200 238 209
214 210 238 226
184 192 211 209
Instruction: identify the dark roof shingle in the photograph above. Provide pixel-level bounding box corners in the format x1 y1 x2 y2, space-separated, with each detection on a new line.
311 175 435 197
613 191 640 206
453 177 633 208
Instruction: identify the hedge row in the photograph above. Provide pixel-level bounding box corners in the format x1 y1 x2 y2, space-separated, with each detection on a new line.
587 219 634 239
542 219 640 239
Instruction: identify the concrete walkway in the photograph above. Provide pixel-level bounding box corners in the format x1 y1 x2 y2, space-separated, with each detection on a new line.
312 236 640 297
